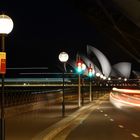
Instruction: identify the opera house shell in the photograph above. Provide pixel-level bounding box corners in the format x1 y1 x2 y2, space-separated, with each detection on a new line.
69 45 132 79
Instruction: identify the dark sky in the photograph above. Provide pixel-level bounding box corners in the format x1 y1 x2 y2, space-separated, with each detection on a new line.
1 1 96 70
1 0 140 73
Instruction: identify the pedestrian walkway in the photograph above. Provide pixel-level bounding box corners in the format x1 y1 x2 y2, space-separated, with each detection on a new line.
5 100 77 140
32 95 108 140
5 94 107 140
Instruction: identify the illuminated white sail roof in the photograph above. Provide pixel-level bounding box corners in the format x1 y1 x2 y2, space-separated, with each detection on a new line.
111 62 131 78
87 45 112 77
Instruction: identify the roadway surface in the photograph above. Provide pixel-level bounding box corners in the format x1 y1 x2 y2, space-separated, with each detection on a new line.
54 95 140 140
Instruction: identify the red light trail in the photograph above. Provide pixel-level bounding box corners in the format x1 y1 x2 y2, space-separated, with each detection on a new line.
110 88 140 108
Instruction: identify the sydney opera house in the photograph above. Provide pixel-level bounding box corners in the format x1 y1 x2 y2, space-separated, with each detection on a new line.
69 45 133 80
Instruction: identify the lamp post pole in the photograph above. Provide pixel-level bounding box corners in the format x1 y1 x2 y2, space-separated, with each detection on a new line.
0 14 14 140
96 73 101 98
88 64 95 102
58 52 69 117
89 77 92 102
76 57 82 107
78 73 81 107
62 62 65 117
81 77 84 106
76 59 86 107
1 34 5 140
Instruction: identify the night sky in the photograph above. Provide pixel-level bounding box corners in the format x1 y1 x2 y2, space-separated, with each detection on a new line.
1 0 139 73
1 1 94 69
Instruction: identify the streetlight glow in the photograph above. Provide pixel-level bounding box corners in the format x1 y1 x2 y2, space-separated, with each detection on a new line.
124 78 127 81
0 14 14 34
58 52 69 63
108 77 111 81
96 73 100 77
81 63 86 71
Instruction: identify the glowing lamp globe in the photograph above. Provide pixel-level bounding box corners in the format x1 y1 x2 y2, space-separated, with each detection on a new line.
81 63 86 71
96 73 100 77
59 52 69 63
0 14 14 34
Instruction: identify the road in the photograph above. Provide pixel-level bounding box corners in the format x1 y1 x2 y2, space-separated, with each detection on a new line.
54 95 140 140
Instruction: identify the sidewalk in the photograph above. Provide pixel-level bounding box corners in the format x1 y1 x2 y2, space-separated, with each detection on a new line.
5 94 106 140
5 96 88 140
32 95 107 140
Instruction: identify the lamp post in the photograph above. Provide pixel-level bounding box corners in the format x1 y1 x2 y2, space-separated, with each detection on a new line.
76 58 83 107
81 63 86 106
58 52 69 117
88 64 95 102
96 73 101 97
0 14 14 140
76 58 86 107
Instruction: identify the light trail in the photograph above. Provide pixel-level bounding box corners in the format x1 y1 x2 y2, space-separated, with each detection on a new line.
110 88 140 108
110 93 140 107
112 87 140 94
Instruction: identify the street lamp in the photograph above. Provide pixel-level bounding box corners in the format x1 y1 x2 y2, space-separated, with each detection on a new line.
88 64 95 102
76 58 86 107
0 14 14 140
58 52 69 117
